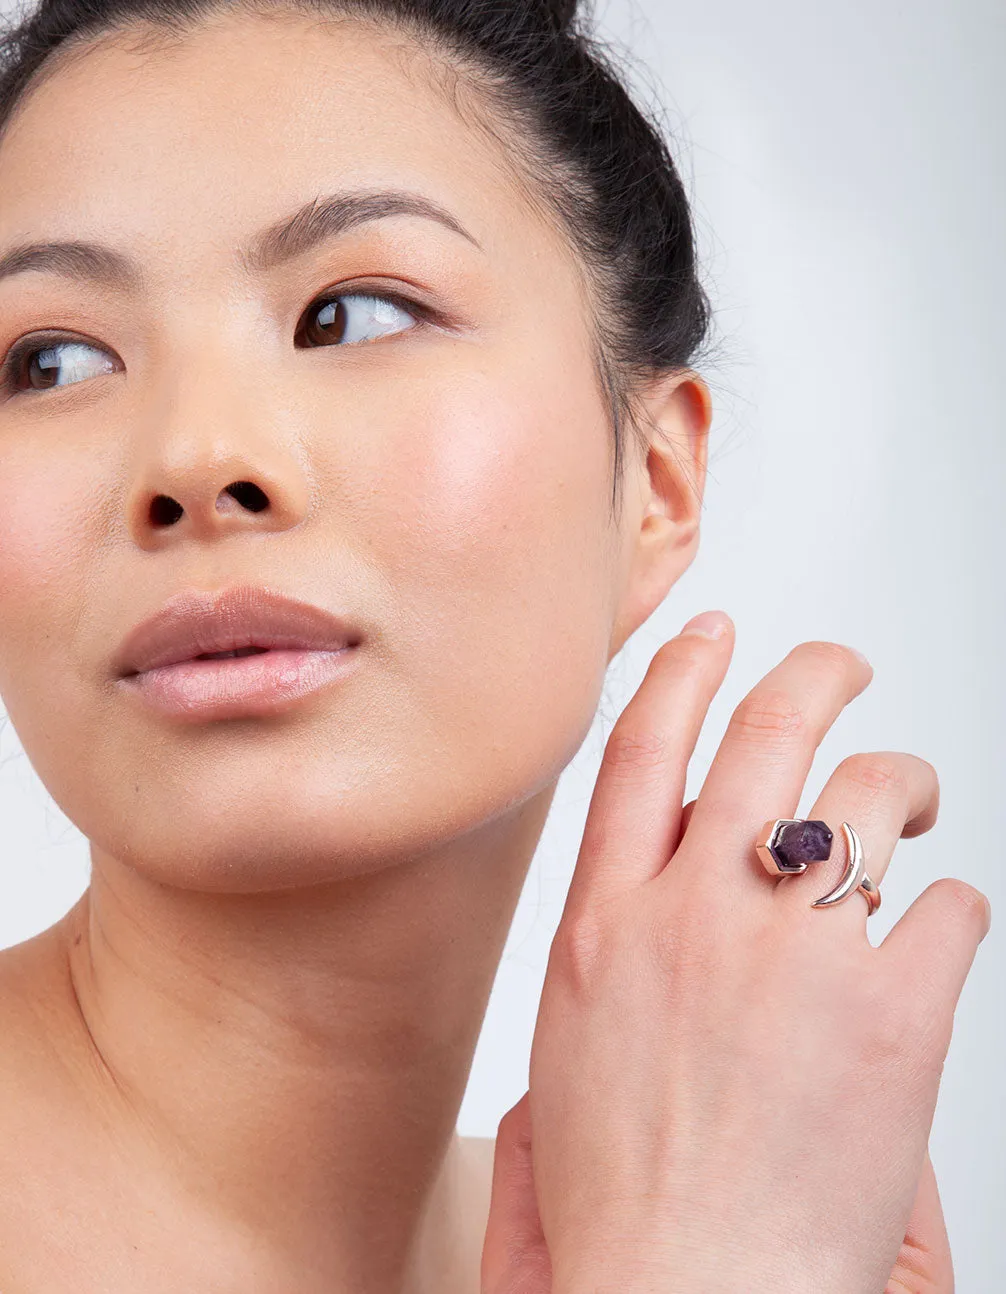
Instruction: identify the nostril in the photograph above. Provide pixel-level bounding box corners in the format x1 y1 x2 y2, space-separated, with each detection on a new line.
150 495 183 526
147 482 269 527
225 481 269 513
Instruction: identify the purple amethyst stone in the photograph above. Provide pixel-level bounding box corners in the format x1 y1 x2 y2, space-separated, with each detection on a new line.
772 819 833 872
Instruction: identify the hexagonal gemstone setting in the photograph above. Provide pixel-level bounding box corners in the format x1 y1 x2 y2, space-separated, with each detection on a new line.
771 819 833 872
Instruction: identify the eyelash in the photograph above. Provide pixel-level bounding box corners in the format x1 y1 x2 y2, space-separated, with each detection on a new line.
0 286 432 400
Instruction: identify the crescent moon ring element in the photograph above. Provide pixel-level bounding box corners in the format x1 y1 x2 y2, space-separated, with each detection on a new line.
811 822 881 915
755 819 882 916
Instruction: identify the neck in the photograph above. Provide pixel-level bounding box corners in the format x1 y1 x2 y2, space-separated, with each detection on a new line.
58 781 557 1292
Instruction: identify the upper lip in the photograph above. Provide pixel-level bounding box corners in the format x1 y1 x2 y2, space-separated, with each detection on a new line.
112 585 362 677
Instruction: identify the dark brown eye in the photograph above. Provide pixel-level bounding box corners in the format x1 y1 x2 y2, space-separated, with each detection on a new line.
296 292 418 348
4 338 117 394
0 291 423 401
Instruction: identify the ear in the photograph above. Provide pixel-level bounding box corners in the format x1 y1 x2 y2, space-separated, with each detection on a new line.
608 370 711 657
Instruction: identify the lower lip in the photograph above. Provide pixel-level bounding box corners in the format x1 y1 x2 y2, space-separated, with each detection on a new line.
118 647 359 720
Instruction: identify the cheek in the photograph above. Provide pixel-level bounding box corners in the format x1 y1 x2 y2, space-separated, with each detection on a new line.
0 446 104 755
354 350 618 793
369 344 615 587
0 468 90 844
386 357 614 617
0 455 78 657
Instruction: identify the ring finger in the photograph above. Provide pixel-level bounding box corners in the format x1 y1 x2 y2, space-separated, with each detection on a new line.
773 749 940 932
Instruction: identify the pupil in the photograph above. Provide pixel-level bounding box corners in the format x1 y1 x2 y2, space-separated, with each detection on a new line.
309 299 346 344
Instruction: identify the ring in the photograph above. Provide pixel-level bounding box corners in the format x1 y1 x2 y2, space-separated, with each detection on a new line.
755 818 881 915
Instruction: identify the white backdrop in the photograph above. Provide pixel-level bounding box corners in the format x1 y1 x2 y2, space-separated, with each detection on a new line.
0 0 1002 1285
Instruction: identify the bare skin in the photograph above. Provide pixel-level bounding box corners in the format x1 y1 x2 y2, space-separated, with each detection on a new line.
0 8 707 1291
0 902 499 1291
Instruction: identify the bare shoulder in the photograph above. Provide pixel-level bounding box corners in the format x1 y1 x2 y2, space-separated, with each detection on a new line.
0 914 151 1289
0 919 84 1222
0 910 99 1144
0 974 84 1260
0 919 78 1072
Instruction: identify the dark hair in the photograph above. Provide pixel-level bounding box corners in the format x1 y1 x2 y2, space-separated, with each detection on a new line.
0 0 711 521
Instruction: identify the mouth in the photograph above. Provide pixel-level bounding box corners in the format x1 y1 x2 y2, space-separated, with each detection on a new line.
113 586 363 721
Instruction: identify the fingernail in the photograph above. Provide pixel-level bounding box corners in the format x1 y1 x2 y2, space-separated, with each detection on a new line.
680 610 732 640
847 645 872 668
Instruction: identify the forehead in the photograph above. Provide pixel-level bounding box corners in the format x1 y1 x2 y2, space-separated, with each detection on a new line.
0 9 575 285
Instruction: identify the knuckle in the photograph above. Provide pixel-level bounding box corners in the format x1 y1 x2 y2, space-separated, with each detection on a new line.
601 727 671 782
838 752 908 798
550 911 608 991
729 687 806 747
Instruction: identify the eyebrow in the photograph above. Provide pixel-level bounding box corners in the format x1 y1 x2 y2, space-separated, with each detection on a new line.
0 188 482 293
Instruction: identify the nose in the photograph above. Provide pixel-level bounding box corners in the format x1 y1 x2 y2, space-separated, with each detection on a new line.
126 423 312 548
122 314 315 547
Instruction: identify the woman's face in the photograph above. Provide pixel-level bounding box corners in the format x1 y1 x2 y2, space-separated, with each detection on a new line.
0 10 690 889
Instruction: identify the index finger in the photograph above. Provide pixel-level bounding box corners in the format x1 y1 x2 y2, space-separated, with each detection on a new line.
560 611 734 928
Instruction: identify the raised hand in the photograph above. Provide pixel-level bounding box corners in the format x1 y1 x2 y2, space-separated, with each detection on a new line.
482 613 988 1293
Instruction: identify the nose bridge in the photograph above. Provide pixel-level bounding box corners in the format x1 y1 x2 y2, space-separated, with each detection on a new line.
124 301 312 547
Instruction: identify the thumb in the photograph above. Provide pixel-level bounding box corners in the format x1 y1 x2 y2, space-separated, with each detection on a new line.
480 1090 552 1294
886 1150 954 1293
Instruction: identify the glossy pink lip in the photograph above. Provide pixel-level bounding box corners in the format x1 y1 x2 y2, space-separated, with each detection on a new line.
112 585 364 720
